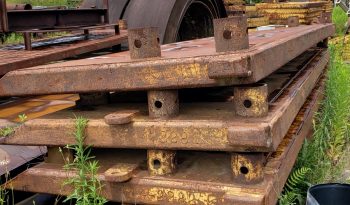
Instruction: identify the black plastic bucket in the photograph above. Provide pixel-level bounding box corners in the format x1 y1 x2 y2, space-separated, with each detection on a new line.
306 183 350 205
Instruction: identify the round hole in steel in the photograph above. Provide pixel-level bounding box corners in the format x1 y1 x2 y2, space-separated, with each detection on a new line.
154 100 163 109
223 30 232 40
134 39 142 48
243 99 252 108
153 159 161 169
240 166 249 175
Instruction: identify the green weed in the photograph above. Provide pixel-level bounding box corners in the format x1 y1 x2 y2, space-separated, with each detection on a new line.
62 117 107 205
279 42 350 204
332 6 349 35
0 127 14 137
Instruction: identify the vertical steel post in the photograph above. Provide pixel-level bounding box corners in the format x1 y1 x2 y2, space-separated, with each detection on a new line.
128 27 178 176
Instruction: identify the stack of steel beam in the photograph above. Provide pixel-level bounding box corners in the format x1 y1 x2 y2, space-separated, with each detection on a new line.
246 4 270 28
224 0 246 16
0 16 334 204
256 1 328 24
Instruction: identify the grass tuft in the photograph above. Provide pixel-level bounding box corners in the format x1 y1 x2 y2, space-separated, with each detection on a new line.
63 117 107 205
332 6 349 35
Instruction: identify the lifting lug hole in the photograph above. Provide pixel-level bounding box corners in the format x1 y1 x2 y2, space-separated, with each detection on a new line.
223 30 232 40
154 100 163 109
243 99 252 108
153 159 161 169
240 166 249 175
134 39 142 48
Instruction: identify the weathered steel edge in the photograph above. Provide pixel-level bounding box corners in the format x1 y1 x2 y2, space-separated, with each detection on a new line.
7 84 323 205
2 50 329 152
0 32 128 75
264 76 325 205
0 24 334 97
264 49 329 150
246 24 333 83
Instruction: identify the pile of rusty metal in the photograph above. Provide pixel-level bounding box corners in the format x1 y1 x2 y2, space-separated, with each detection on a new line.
256 1 329 25
246 5 270 28
224 0 246 16
0 0 118 50
0 15 334 204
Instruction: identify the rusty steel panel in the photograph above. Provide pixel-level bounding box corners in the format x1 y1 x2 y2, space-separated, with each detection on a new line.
6 9 108 31
7 81 324 204
0 94 78 123
0 31 128 76
0 24 334 97
2 49 329 152
128 27 161 59
256 2 326 9
0 0 8 32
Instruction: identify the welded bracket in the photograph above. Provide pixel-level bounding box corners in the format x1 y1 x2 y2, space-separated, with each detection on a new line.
287 16 299 27
234 83 268 117
128 27 178 175
147 150 176 176
231 153 265 184
209 16 250 79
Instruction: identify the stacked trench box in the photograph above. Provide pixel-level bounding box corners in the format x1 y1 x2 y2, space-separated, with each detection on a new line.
256 1 330 25
0 16 334 205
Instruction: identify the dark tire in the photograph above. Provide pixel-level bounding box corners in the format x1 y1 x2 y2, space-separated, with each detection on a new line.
164 0 225 43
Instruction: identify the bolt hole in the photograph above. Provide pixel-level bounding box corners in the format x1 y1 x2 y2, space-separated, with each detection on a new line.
240 166 249 175
154 100 163 109
223 30 232 40
134 39 142 48
243 99 252 108
153 159 161 169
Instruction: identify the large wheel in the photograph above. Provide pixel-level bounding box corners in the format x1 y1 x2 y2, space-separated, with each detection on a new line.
81 0 226 44
164 0 225 43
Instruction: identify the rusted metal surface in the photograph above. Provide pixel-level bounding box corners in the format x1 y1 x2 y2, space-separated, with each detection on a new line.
7 79 325 204
213 16 249 52
0 31 127 75
0 94 78 123
148 90 179 119
224 0 246 16
256 2 326 25
0 24 334 97
233 83 268 117
248 16 269 28
147 150 176 176
0 0 8 32
6 8 108 32
231 153 265 184
104 163 138 182
128 27 161 59
45 146 73 165
104 110 139 125
0 145 46 176
287 16 300 27
0 93 79 176
20 24 120 50
2 49 329 152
